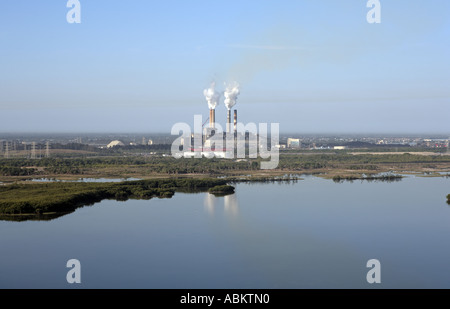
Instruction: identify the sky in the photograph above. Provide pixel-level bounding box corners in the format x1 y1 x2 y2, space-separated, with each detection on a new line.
0 0 449 134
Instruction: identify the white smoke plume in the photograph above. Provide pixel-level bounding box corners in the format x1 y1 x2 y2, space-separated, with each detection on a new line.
224 82 240 110
203 82 221 110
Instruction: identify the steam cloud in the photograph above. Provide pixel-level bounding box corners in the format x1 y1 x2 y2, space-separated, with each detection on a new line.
224 82 240 110
203 82 221 110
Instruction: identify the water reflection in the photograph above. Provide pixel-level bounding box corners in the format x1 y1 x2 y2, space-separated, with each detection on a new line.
224 194 239 218
203 193 239 218
203 192 216 216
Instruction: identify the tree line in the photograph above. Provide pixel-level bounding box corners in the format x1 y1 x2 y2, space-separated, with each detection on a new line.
1 153 450 176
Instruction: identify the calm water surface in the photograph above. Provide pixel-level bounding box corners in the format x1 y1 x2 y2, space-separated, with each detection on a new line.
1 175 450 288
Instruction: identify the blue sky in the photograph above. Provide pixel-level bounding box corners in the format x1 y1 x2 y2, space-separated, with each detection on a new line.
0 0 449 133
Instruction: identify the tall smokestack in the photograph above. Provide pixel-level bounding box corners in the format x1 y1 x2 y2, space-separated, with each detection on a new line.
209 109 213 128
233 110 237 134
204 82 221 129
209 109 215 128
224 82 240 134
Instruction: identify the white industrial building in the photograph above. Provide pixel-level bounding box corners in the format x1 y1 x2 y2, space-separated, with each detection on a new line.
107 140 125 148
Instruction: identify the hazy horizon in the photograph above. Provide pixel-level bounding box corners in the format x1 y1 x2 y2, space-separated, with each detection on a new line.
0 131 449 138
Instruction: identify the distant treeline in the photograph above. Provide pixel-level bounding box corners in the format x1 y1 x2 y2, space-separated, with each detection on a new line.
36 143 171 152
0 157 259 175
109 144 172 151
0 166 38 176
342 141 409 148
278 153 450 170
332 175 403 183
282 146 443 154
1 153 450 176
51 143 100 151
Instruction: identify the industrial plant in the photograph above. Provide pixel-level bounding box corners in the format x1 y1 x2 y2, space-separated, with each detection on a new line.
182 82 247 159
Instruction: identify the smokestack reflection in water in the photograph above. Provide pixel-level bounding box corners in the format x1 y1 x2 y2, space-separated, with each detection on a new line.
203 193 239 219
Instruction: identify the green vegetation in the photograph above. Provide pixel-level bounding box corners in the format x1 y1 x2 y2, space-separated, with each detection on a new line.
1 153 450 178
278 153 450 170
0 178 228 216
208 185 235 195
281 146 441 154
227 176 302 183
332 175 404 183
0 157 262 176
0 166 38 176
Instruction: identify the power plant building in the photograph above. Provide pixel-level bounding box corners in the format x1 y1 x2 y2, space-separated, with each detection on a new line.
287 138 300 148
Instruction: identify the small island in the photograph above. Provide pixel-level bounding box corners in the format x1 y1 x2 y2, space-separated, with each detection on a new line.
332 174 404 183
208 185 235 196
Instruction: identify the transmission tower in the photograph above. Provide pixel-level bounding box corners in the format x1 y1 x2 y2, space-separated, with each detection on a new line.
46 141 50 158
31 142 36 159
5 141 9 159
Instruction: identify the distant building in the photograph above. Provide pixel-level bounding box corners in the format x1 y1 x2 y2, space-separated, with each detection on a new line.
334 146 347 150
274 144 286 149
287 138 300 148
107 140 125 148
148 139 153 145
183 150 232 159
